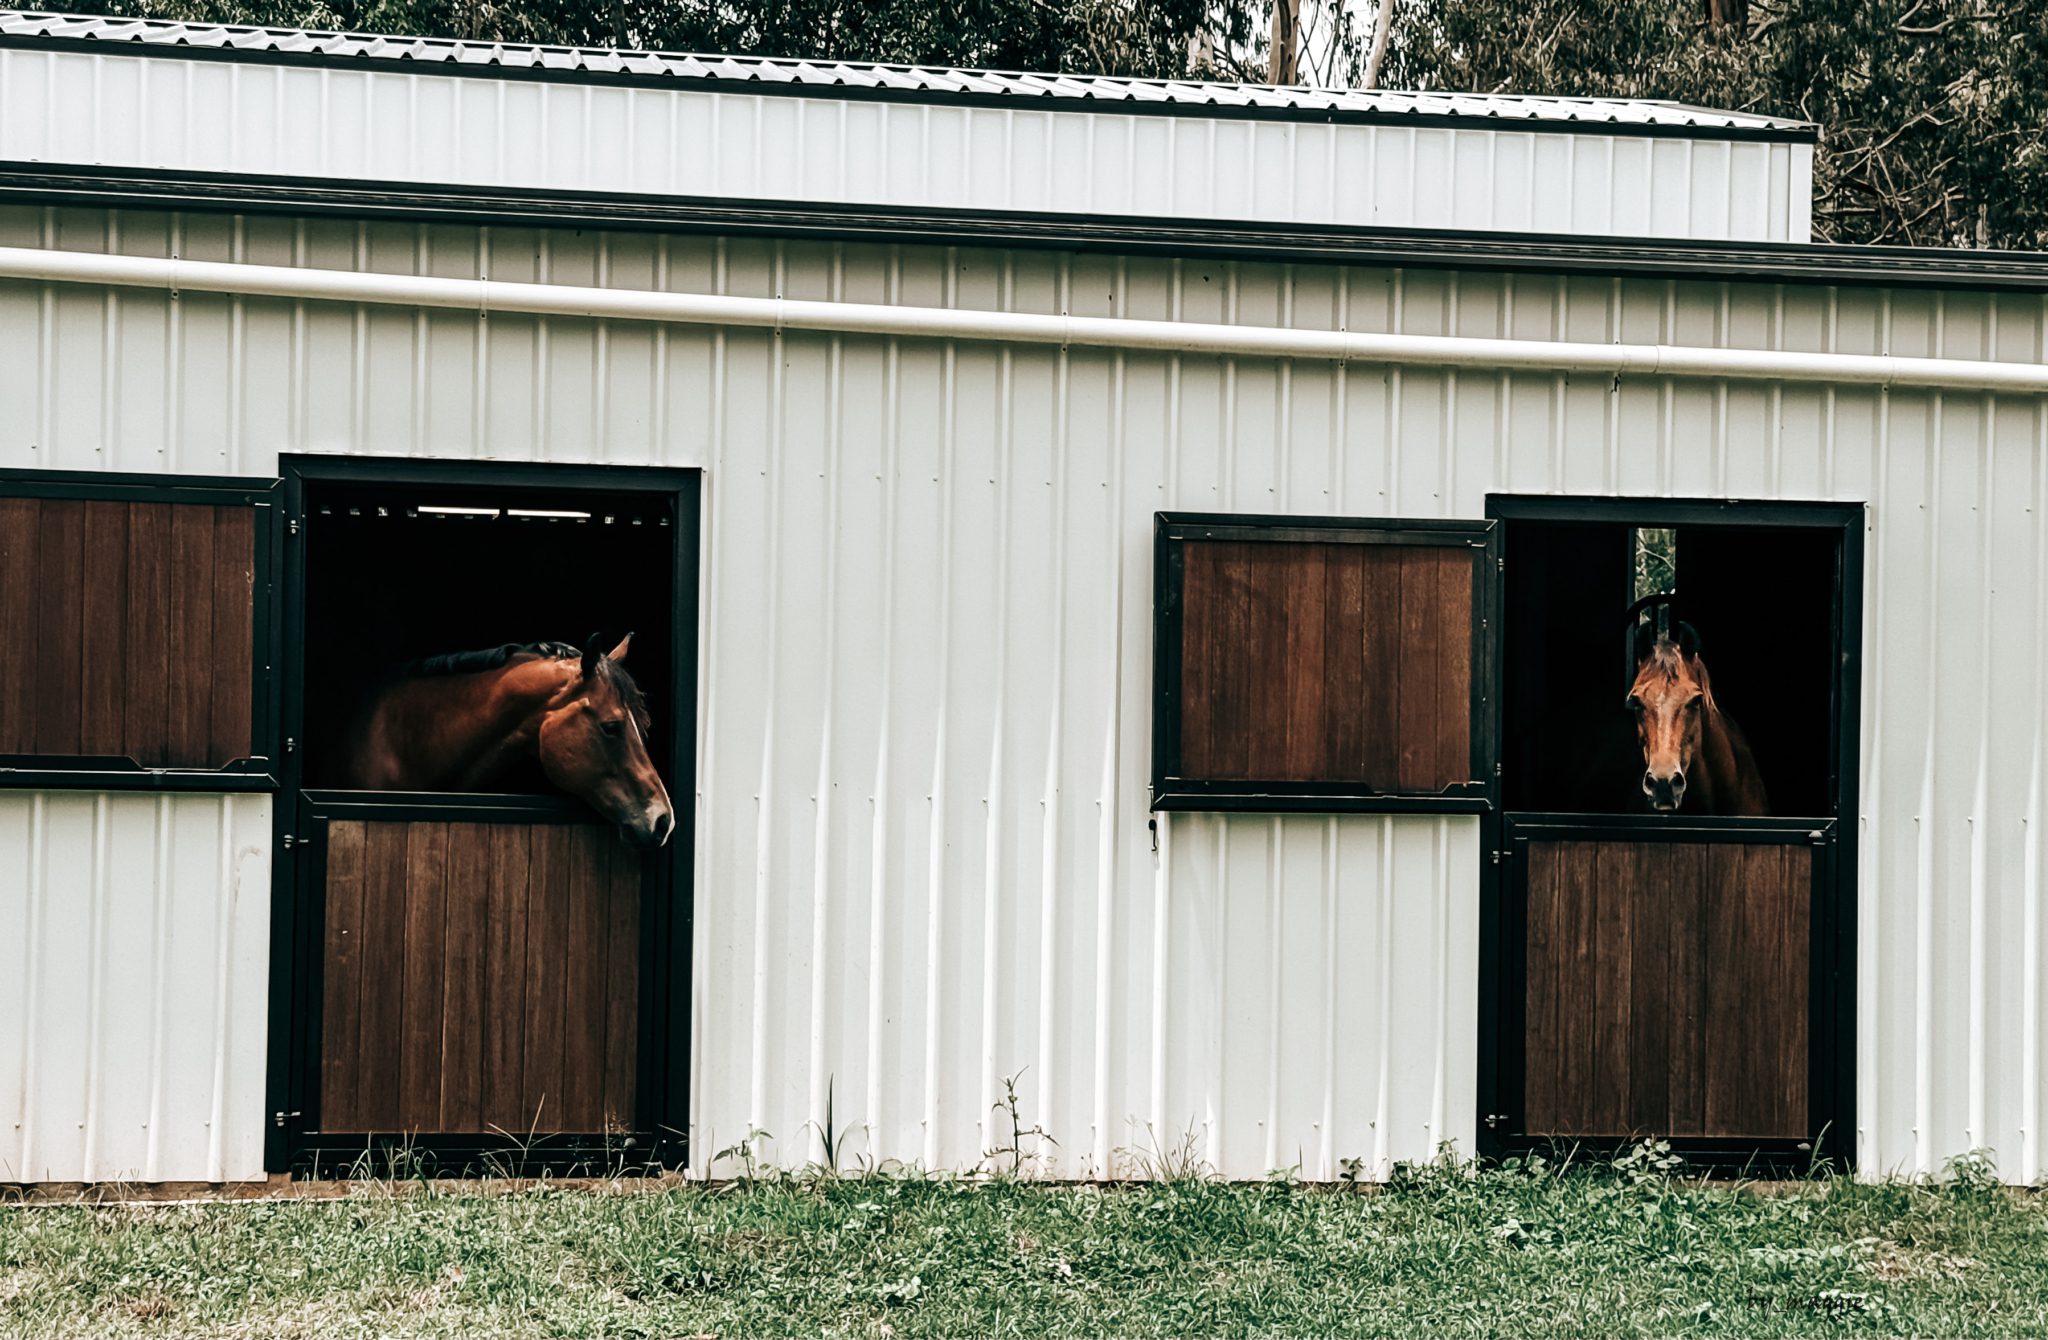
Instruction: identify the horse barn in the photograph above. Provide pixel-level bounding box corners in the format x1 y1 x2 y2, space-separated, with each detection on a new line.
4 12 2048 1191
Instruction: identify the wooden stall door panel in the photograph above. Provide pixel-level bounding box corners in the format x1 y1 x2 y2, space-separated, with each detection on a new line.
0 497 39 749
1178 539 1474 788
0 497 254 766
319 819 641 1136
1703 844 1811 1137
1522 839 1810 1141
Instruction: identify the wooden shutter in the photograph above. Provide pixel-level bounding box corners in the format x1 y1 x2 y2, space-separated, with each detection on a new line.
318 817 643 1135
1152 513 1497 812
0 472 275 783
1519 833 1814 1140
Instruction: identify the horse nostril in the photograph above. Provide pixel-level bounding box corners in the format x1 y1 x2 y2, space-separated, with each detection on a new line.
651 810 674 845
1642 771 1656 795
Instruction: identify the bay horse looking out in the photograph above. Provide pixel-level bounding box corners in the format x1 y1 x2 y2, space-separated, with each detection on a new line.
1627 622 1770 816
338 634 674 847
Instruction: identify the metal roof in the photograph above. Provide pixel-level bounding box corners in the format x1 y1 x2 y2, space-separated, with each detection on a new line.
0 9 1817 139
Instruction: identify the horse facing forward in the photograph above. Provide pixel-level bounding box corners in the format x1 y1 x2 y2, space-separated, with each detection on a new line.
335 633 675 847
1626 621 1769 817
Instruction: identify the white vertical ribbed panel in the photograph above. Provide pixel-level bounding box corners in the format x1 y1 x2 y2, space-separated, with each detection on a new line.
3 207 2046 1179
0 47 1810 242
0 792 271 1184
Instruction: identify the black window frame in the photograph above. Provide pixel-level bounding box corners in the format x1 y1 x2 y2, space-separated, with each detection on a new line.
1151 510 1501 815
266 452 702 1177
0 466 283 793
1476 491 1867 1176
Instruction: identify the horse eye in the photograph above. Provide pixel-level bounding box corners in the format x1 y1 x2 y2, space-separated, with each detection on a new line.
600 719 625 738
1687 698 1703 714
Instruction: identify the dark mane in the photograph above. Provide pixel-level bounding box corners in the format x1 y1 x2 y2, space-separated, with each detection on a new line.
603 657 651 726
398 640 651 726
401 640 583 678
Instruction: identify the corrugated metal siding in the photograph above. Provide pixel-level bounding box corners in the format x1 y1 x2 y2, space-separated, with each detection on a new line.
0 12 1816 135
0 47 1812 241
3 207 2046 1179
0 791 271 1183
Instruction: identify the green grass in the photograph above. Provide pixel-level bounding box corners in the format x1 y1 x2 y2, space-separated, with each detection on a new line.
4 1152 2047 1338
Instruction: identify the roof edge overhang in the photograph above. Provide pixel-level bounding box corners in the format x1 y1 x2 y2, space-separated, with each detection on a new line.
1 161 2038 296
0 25 1821 145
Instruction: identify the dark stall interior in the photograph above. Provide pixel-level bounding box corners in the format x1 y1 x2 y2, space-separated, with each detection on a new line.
1501 516 1841 817
299 478 676 792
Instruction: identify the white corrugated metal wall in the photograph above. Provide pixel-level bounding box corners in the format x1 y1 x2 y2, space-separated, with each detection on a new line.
2 204 2046 1182
0 792 271 1183
0 46 1813 242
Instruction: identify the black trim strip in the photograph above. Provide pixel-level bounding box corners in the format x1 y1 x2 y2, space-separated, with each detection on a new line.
9 161 2046 296
0 32 1817 143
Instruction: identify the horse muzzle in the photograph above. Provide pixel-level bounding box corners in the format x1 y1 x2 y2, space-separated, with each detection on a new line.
1643 769 1687 812
624 806 674 848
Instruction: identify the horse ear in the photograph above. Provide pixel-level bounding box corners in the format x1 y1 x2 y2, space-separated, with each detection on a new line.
581 631 605 677
1677 620 1702 657
606 632 634 663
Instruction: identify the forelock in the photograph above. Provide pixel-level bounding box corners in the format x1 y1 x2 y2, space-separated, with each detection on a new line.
594 656 652 728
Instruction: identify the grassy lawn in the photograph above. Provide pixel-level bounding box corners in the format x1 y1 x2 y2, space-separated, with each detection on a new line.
5 1151 2047 1338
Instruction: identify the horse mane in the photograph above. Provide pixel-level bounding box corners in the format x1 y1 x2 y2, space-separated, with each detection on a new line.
1642 635 1718 713
396 639 652 725
401 640 584 678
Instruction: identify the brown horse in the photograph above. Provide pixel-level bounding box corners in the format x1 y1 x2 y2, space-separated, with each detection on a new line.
337 633 675 847
1627 622 1769 816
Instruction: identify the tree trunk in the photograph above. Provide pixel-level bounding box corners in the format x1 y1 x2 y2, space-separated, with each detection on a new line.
1703 0 1749 32
1364 0 1397 90
1269 0 1300 85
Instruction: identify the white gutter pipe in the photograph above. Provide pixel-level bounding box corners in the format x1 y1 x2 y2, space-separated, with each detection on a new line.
4 243 2045 395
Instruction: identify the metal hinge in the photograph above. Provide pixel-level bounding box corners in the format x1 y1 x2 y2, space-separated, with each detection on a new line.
272 1110 302 1128
1490 850 1505 865
1496 557 1505 574
1484 1113 1509 1130
283 736 297 754
281 832 312 850
287 515 301 536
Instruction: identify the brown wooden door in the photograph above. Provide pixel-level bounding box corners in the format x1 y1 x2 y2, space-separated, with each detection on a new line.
316 814 643 1136
1518 832 1815 1140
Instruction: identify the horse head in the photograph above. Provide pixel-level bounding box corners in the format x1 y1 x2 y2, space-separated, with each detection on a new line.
1626 619 1716 813
538 632 675 847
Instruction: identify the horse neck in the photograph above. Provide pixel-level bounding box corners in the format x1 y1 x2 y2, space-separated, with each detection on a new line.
1693 703 1746 809
402 657 578 788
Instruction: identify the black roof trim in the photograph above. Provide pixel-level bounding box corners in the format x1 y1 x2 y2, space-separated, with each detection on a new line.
3 161 2042 295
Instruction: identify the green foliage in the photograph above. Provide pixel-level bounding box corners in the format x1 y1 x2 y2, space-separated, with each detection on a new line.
7 1165 2048 1336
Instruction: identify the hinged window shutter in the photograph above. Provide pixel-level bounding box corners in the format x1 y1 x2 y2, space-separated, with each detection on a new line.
0 471 278 787
1152 512 1498 813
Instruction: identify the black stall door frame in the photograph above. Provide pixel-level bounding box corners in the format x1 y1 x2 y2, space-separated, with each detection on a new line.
1475 494 1864 1175
264 454 701 1176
